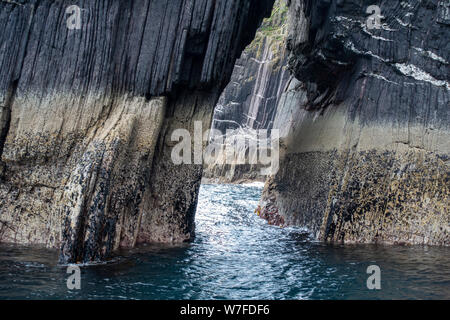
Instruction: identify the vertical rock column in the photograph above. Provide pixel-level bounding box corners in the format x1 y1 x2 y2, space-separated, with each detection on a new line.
0 0 275 263
204 0 290 183
260 0 449 246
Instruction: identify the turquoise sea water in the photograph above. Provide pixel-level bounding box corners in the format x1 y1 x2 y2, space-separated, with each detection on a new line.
0 183 449 300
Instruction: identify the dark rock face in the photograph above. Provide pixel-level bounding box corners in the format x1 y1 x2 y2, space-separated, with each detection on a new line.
260 0 449 245
204 0 290 183
0 0 274 263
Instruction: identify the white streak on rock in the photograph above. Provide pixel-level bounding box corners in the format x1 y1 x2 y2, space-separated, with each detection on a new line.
345 40 388 62
396 18 410 27
367 73 399 85
394 63 450 89
413 47 448 64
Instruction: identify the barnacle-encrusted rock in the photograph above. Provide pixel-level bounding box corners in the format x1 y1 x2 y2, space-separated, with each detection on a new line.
0 0 274 263
259 0 449 245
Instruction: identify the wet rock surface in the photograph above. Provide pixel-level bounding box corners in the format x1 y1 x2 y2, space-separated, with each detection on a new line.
0 0 274 263
0 0 448 267
259 0 449 245
204 0 290 183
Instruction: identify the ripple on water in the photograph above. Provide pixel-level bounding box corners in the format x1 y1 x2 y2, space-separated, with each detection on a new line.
0 184 449 300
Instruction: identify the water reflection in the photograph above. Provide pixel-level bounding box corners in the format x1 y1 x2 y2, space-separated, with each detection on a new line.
0 183 449 300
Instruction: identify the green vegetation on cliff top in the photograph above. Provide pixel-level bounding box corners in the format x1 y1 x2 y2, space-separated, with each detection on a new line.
245 0 288 55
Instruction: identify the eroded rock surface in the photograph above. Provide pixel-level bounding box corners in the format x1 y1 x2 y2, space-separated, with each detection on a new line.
260 0 449 245
204 0 290 183
0 0 274 263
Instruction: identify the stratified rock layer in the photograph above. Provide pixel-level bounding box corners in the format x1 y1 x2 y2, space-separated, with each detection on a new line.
260 0 449 245
204 0 290 183
0 0 274 263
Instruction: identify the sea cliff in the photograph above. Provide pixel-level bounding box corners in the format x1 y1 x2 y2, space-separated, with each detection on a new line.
259 0 449 246
0 0 274 263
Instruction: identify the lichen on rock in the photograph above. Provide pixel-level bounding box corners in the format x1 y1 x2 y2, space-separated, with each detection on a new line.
259 0 449 246
0 0 275 263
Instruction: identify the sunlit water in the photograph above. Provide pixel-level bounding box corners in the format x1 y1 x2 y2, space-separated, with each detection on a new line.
0 183 449 300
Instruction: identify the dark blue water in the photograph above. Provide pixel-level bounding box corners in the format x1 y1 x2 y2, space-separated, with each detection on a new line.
0 183 449 300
